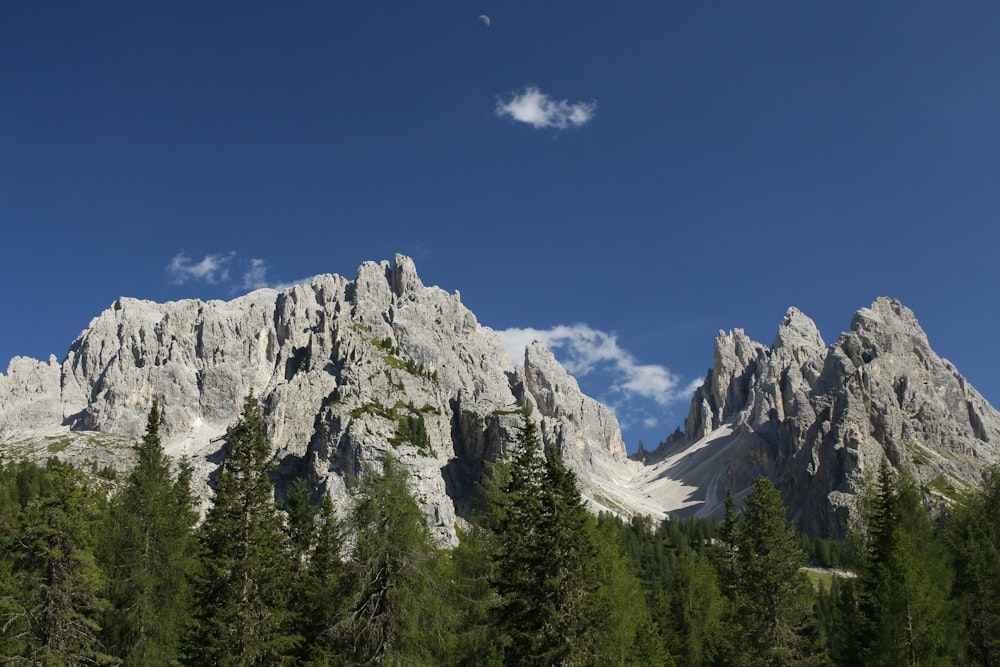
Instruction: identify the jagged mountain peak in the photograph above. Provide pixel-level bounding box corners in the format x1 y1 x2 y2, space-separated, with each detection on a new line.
852 296 922 333
773 306 825 355
0 254 637 543
653 296 1000 537
519 340 627 461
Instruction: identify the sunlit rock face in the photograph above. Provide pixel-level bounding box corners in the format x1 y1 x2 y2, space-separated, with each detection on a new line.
0 255 633 544
651 298 1000 538
5 256 999 542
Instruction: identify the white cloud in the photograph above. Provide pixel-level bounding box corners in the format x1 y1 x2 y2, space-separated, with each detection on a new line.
495 86 597 130
166 252 311 292
242 258 313 292
496 323 688 407
242 258 270 290
166 252 234 285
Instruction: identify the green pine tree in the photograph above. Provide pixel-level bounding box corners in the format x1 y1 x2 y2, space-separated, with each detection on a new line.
667 548 725 666
949 465 1000 665
589 515 655 666
0 458 112 665
0 459 26 660
340 453 440 666
448 459 510 667
299 492 350 665
846 459 958 666
488 409 602 667
281 477 353 665
189 391 300 665
728 477 822 666
101 401 200 664
286 477 318 570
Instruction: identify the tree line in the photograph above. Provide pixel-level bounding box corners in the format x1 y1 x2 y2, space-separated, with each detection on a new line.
2 393 1000 665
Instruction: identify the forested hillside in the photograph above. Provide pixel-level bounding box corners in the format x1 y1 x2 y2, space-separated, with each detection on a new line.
3 397 999 665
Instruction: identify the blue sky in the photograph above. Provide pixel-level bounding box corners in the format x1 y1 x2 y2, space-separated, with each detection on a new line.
3 2 999 452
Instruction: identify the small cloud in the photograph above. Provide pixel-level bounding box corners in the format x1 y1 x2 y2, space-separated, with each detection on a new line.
496 323 687 407
495 86 596 130
166 252 234 285
241 258 313 292
166 252 311 292
242 258 270 290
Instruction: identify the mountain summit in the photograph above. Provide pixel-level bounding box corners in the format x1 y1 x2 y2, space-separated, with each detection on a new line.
2 257 998 540
642 297 1000 537
0 255 631 543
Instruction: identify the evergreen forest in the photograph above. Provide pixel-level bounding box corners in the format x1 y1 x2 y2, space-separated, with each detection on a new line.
2 394 1000 666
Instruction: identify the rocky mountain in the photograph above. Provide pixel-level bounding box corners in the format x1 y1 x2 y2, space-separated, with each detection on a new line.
3 256 998 541
639 298 1000 537
0 255 638 544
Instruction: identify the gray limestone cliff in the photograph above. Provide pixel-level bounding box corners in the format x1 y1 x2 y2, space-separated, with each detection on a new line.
649 298 1000 537
6 266 997 541
0 255 631 543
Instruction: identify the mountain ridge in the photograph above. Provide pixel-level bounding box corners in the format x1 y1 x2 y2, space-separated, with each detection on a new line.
645 297 1000 536
0 256 636 543
2 256 998 540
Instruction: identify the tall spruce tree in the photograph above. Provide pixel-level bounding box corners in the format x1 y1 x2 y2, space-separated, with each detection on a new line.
282 477 353 665
949 465 1000 665
489 409 601 667
449 458 510 667
298 492 349 665
727 477 821 666
588 516 655 666
667 548 726 666
844 459 958 666
0 460 21 660
0 459 112 665
190 391 299 665
101 401 199 664
285 477 319 574
341 453 440 666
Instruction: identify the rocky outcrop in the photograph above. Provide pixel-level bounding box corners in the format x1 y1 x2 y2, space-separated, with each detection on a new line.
0 255 633 543
650 298 1000 537
0 355 64 433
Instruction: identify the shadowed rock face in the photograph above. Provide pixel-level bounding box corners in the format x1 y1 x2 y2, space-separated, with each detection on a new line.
0 255 629 544
653 298 1000 538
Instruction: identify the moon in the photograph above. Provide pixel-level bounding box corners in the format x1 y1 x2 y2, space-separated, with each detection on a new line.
479 14 491 27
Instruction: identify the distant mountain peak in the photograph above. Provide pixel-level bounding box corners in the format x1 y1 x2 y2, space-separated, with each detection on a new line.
649 297 1000 537
773 306 825 353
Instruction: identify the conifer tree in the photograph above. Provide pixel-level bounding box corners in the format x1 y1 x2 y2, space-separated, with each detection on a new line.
727 477 820 666
190 391 299 664
282 477 353 664
846 459 958 666
0 463 21 659
667 548 725 666
449 458 510 667
716 488 741 599
489 409 601 667
0 459 111 665
628 616 673 667
341 453 439 666
101 401 199 664
286 477 319 572
949 465 1000 665
299 492 349 664
588 516 654 665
